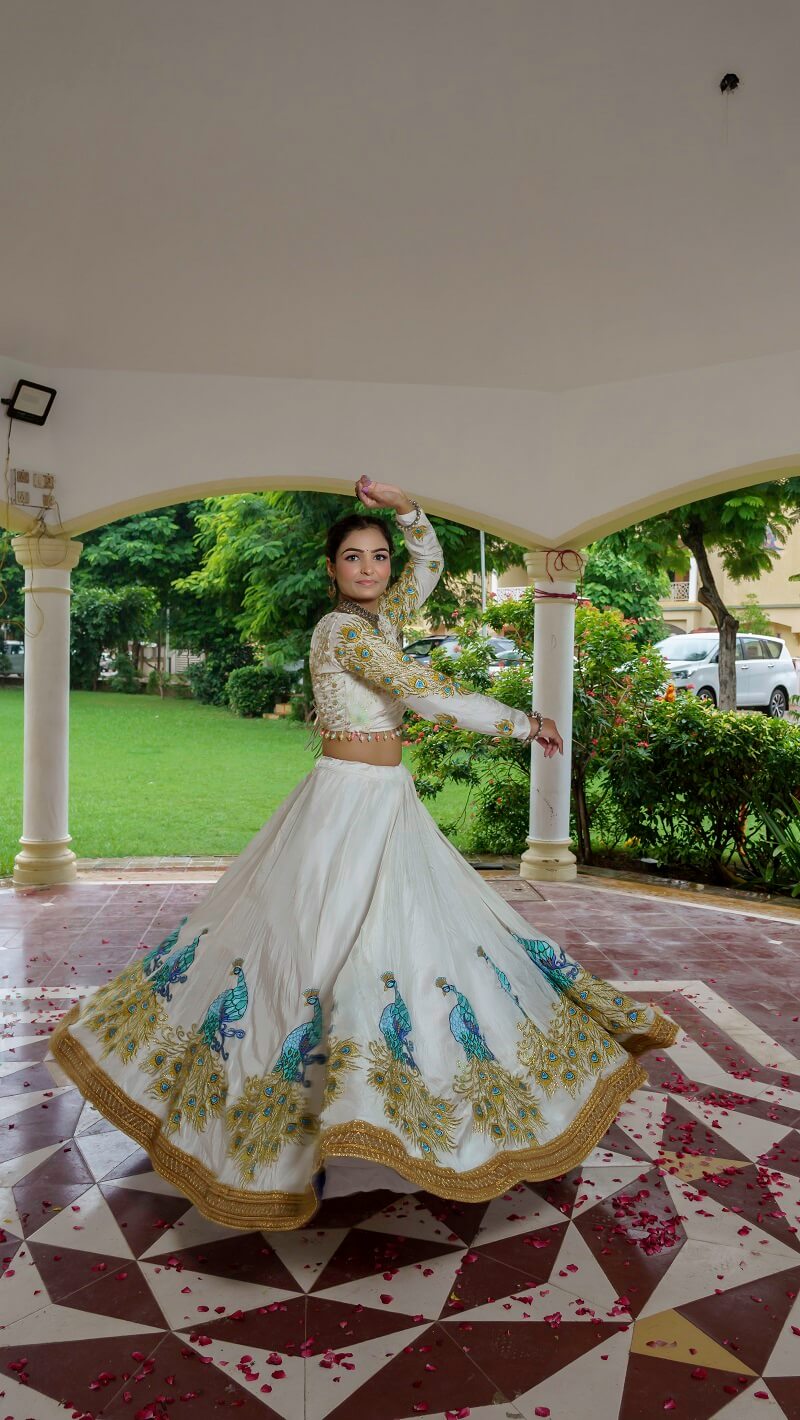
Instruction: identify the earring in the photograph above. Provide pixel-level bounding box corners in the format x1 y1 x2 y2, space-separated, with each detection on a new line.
327 573 337 601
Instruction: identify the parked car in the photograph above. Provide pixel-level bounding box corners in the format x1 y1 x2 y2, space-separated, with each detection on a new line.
0 640 24 677
402 634 525 679
655 633 799 716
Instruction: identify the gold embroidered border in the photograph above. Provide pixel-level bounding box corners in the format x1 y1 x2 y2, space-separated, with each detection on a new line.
51 1005 677 1227
622 1014 679 1055
51 1008 318 1230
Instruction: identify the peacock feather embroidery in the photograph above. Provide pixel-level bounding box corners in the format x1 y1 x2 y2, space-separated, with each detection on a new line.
143 958 248 1136
436 976 543 1146
226 990 325 1181
322 1037 360 1108
366 973 459 1161
82 928 205 1066
512 933 630 1077
477 946 582 1097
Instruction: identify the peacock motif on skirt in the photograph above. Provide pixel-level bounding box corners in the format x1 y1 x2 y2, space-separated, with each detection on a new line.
378 972 416 1067
199 957 248 1059
513 933 581 989
322 1037 360 1107
226 989 324 1181
143 958 248 1136
477 946 581 1097
273 989 326 1084
83 917 188 1023
83 928 205 1066
436 976 542 1146
367 973 459 1161
150 931 208 1003
142 917 189 977
512 933 624 1077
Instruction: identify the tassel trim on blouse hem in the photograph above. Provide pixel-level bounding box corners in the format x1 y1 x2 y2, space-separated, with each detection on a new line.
306 713 405 756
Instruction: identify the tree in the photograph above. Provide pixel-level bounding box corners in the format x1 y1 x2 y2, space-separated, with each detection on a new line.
603 480 800 710
581 542 672 645
70 584 159 689
75 504 208 673
176 490 527 663
737 593 772 636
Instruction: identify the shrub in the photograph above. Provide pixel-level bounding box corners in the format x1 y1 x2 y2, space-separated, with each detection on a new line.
611 693 800 884
410 624 534 855
109 651 140 694
226 662 294 718
186 644 255 705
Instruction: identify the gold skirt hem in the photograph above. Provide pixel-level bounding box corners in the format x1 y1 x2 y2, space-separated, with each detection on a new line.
51 1004 675 1231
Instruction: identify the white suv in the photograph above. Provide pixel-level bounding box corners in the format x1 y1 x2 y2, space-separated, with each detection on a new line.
655 633 799 716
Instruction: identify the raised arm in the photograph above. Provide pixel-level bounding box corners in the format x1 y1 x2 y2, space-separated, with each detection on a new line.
333 617 533 742
378 504 444 628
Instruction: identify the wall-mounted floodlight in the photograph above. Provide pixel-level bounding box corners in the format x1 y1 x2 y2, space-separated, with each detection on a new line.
2 379 57 425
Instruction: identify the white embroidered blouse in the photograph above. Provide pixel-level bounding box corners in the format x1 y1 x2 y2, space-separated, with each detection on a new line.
309 506 532 743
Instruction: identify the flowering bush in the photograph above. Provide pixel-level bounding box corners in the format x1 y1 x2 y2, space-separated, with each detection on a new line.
571 605 668 861
409 615 534 855
409 596 800 890
610 692 800 885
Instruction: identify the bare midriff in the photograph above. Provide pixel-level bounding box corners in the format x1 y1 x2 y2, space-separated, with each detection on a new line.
322 736 403 766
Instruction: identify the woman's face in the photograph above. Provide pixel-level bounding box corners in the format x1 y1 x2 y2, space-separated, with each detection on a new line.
327 528 392 602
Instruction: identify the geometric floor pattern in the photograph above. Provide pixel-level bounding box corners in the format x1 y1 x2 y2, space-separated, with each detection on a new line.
1 875 799 1418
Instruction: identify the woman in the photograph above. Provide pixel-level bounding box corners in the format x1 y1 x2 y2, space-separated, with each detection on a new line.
52 477 676 1230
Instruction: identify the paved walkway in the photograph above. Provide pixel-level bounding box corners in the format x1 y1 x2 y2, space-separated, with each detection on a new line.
0 876 798 1419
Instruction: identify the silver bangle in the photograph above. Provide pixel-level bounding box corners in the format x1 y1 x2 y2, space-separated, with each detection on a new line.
398 498 422 526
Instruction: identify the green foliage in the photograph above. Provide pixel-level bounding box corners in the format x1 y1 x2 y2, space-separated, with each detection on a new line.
581 543 672 645
753 794 800 896
0 536 24 641
186 641 255 706
736 593 773 635
604 478 800 708
0 651 11 676
571 605 668 861
226 662 294 718
175 490 526 662
410 611 534 855
70 584 159 690
608 694 800 886
110 651 140 694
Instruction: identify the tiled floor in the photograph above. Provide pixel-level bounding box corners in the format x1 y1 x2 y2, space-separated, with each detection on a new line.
0 875 799 1420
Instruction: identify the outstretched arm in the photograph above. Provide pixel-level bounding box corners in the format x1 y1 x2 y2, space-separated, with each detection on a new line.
380 505 443 627
333 617 533 742
354 477 444 626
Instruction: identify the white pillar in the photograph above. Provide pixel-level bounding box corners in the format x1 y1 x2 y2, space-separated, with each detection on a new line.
688 556 699 602
10 533 83 887
519 548 581 883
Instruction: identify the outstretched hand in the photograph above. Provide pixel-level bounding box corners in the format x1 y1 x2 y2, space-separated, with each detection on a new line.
532 716 563 757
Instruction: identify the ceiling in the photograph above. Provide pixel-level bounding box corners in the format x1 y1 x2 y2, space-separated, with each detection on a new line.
2 0 800 391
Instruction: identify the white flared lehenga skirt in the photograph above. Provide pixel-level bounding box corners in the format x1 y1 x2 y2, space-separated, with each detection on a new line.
52 757 677 1230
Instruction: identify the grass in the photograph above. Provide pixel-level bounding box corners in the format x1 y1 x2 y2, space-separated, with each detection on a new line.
0 687 473 874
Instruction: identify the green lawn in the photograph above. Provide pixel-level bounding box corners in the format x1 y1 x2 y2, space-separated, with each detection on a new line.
0 688 473 874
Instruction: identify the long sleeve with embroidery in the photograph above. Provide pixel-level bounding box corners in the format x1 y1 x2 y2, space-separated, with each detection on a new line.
332 618 532 742
377 507 443 631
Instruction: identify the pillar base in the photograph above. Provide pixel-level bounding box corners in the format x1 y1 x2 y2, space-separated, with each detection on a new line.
13 839 78 888
520 837 577 883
